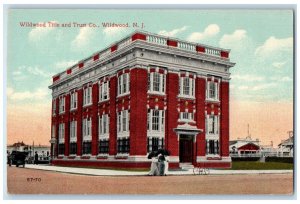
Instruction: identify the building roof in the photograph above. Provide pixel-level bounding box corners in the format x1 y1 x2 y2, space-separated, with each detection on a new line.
49 30 235 90
278 136 294 146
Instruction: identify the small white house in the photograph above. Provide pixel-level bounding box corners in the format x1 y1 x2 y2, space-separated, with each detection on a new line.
278 136 293 157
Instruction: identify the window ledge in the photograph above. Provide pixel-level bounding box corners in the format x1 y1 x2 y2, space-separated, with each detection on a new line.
70 107 77 111
59 111 65 115
82 136 92 141
117 132 130 138
115 153 129 158
178 119 196 123
98 99 110 103
117 92 130 98
83 103 93 108
99 135 109 140
148 91 166 96
178 95 195 100
206 99 220 103
58 140 65 144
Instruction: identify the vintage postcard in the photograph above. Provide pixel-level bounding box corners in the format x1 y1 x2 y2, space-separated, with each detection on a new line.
5 6 294 197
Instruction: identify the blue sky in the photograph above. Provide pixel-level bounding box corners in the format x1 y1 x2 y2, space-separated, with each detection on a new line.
7 9 293 105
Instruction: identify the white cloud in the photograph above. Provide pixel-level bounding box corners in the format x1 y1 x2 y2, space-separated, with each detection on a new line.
103 27 127 37
255 36 293 57
231 74 265 82
158 26 188 37
219 29 248 48
270 76 293 82
7 87 48 101
28 21 58 42
12 66 52 82
237 83 276 91
187 24 220 42
71 27 95 49
272 61 287 69
54 60 78 70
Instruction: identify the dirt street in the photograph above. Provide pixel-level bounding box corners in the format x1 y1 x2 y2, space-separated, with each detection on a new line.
7 167 293 195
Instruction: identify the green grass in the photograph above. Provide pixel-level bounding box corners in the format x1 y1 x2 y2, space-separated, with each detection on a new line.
230 161 294 170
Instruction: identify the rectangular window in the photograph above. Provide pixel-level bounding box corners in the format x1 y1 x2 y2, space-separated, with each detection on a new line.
83 86 92 106
152 110 160 131
179 75 195 98
59 96 65 113
118 73 130 96
207 80 219 101
117 138 130 154
148 72 165 94
179 112 194 122
206 140 220 155
147 137 164 152
117 110 130 133
58 123 65 143
82 141 92 155
98 114 109 136
70 92 78 110
52 100 56 115
58 144 65 155
51 125 56 139
69 143 77 155
207 115 219 135
82 118 92 138
70 121 77 141
99 139 109 154
147 109 165 132
99 81 109 102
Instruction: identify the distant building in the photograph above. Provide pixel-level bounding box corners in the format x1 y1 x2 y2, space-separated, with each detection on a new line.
260 141 278 157
278 136 293 157
7 142 50 161
229 136 261 157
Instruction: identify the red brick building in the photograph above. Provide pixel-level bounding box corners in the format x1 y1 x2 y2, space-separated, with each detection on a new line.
49 31 235 169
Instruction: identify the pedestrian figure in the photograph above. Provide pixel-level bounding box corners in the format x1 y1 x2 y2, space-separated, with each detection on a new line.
34 151 39 165
148 156 159 176
158 154 165 176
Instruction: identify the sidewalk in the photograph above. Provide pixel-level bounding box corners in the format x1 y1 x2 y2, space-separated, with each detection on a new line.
24 164 293 176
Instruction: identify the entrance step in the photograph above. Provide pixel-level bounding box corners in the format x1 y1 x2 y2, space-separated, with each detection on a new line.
179 163 194 170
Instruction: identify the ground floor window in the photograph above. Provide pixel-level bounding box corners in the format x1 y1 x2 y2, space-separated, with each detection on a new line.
206 140 219 155
82 141 92 155
117 138 130 154
147 137 164 152
69 142 77 155
99 140 109 154
58 144 65 155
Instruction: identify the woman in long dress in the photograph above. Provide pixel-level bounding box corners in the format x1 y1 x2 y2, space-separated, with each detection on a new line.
148 156 159 176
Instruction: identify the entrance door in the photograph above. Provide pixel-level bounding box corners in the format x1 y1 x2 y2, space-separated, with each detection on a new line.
179 135 193 163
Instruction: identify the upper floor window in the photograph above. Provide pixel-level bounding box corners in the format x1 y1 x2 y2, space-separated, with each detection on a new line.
147 109 165 132
118 73 130 96
52 100 56 115
179 76 195 98
207 80 219 101
148 72 165 94
117 110 130 133
206 115 219 135
51 125 56 139
70 91 78 110
82 117 92 138
99 114 109 136
179 112 194 122
59 96 65 113
58 123 65 143
99 81 109 102
83 86 92 106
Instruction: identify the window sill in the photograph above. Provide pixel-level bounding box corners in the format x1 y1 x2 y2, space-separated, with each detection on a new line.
83 103 93 108
99 135 109 140
206 155 221 160
59 111 65 115
147 131 165 137
98 99 110 103
148 91 166 96
70 107 77 111
117 132 130 138
82 136 92 141
58 140 65 144
117 92 130 98
70 138 77 143
206 99 220 103
115 153 129 158
178 95 195 100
